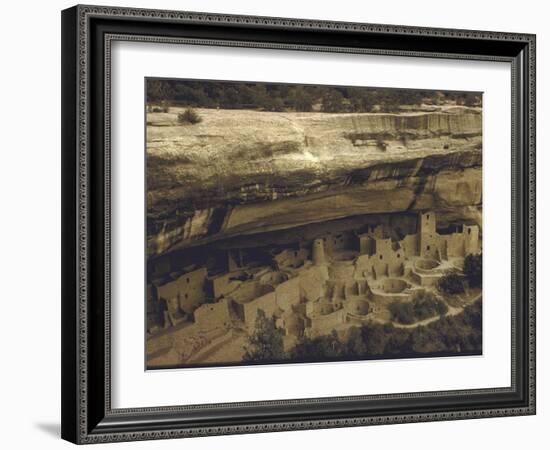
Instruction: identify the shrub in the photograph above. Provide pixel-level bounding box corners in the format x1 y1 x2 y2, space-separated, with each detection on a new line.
464 253 482 288
437 273 465 295
178 108 202 125
376 139 388 151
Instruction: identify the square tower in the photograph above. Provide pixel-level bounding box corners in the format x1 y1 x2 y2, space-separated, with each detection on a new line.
420 211 436 235
419 211 439 260
464 225 480 254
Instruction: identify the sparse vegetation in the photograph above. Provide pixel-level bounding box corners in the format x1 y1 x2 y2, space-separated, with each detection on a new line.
178 108 203 125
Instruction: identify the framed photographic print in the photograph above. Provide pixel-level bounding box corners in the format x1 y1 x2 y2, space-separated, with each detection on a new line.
61 4 536 444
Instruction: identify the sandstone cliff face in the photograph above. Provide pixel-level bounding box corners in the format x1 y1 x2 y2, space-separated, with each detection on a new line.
147 107 482 256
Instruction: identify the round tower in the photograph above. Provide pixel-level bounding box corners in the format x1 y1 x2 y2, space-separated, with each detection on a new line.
312 238 326 265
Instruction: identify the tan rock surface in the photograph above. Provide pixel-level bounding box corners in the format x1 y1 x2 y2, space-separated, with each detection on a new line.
147 107 482 256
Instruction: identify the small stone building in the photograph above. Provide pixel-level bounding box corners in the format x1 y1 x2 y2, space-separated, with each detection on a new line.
194 298 236 331
243 292 279 330
156 267 208 316
273 248 309 269
210 270 246 299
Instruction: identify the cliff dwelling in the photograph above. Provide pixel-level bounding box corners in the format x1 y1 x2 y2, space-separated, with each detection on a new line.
146 211 482 368
145 79 483 369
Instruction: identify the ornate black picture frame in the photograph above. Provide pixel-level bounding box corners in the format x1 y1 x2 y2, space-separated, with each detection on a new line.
61 4 536 444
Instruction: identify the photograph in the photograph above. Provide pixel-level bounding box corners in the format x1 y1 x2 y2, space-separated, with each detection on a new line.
145 79 483 369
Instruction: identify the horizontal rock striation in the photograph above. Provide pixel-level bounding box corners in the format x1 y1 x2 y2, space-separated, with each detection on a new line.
147 108 482 257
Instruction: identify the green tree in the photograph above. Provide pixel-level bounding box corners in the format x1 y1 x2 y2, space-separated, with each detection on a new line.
362 324 390 355
291 330 345 361
437 273 465 295
321 89 345 112
388 301 416 324
464 253 482 288
464 93 479 107
243 310 286 362
412 291 448 320
346 88 376 112
174 84 212 107
219 87 242 108
146 79 175 103
261 96 285 112
384 326 411 354
385 94 402 112
389 292 448 325
410 326 446 353
290 87 314 112
346 326 368 355
463 297 482 329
